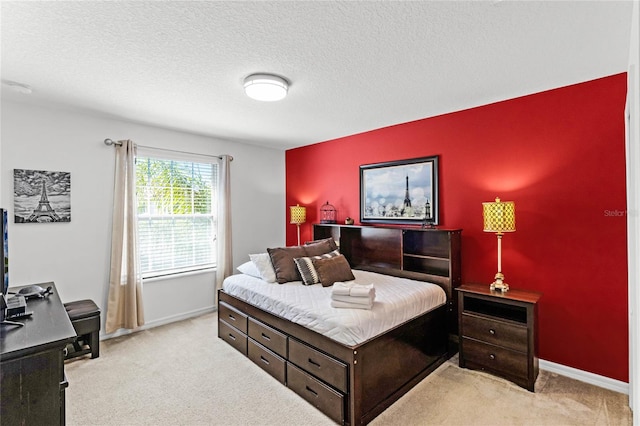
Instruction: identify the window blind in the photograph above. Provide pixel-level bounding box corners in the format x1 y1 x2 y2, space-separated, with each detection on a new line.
136 155 217 277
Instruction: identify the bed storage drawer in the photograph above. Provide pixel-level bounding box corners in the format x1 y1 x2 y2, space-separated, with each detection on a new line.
219 301 248 334
288 338 348 393
287 362 345 424
248 339 286 384
461 337 528 378
219 319 247 355
248 318 288 358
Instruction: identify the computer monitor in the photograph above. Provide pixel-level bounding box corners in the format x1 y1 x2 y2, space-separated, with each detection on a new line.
1 209 26 328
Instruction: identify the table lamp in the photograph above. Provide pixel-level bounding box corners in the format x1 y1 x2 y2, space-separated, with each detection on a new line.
290 204 306 246
482 197 516 292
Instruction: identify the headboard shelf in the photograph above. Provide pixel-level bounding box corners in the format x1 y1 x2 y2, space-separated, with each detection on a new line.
313 223 462 335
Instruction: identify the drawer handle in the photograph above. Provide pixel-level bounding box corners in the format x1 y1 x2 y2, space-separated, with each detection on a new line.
228 333 236 341
308 358 321 368
489 354 496 360
489 329 496 335
305 386 318 397
260 356 270 365
261 333 271 341
228 314 236 322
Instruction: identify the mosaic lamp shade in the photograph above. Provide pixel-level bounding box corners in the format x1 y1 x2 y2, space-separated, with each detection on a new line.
290 204 306 225
483 198 516 233
482 197 516 292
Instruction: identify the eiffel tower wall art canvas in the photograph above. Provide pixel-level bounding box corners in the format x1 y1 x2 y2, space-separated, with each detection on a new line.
13 169 71 223
360 155 439 225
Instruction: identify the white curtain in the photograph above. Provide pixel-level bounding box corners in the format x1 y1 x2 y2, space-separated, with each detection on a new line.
105 140 144 334
215 155 233 299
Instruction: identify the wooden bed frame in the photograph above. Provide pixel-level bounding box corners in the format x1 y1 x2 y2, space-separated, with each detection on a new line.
217 224 461 425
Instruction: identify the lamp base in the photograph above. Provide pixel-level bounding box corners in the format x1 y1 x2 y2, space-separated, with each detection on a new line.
489 273 509 292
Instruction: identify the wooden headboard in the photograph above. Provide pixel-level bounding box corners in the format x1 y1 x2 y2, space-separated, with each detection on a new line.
313 223 462 335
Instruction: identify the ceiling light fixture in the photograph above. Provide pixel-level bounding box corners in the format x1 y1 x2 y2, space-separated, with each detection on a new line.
243 73 288 102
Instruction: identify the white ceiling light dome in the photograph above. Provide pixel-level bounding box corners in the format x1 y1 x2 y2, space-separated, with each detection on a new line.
244 73 288 102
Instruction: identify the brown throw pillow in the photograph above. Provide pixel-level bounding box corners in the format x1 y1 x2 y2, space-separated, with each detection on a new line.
267 246 307 284
312 254 355 287
304 237 338 256
293 250 340 285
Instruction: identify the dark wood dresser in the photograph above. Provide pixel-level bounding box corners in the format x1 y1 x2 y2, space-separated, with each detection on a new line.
1 282 77 425
457 283 541 391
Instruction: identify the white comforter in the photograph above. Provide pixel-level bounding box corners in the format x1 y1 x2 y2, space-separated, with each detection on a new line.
222 269 446 346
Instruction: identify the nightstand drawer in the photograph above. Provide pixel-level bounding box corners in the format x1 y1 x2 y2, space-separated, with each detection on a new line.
248 339 286 384
461 337 528 378
461 313 528 352
248 317 288 358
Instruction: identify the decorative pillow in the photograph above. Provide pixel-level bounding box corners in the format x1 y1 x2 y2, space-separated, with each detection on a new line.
293 250 340 285
312 254 355 287
304 237 339 256
267 246 307 284
249 253 277 283
236 260 261 279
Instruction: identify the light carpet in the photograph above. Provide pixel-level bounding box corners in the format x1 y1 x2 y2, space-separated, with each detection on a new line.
65 312 632 425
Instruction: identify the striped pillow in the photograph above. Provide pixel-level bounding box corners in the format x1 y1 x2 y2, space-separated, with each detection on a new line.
294 250 340 285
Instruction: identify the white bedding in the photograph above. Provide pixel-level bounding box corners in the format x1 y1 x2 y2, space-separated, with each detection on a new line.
222 269 446 346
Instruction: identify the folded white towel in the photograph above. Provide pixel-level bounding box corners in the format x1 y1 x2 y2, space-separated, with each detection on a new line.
331 300 373 310
350 283 375 298
331 282 375 298
331 294 374 306
331 281 353 296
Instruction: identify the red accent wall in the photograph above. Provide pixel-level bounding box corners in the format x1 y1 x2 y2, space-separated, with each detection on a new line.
286 73 629 382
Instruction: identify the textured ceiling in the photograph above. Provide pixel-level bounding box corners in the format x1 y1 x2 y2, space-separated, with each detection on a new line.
0 1 633 150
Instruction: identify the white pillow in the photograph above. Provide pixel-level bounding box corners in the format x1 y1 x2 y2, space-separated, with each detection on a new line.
237 261 261 278
249 253 277 283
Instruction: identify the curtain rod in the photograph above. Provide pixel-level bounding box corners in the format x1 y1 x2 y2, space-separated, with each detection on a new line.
103 138 233 161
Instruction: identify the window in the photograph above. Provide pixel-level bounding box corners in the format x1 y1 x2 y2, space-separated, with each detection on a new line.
136 154 217 277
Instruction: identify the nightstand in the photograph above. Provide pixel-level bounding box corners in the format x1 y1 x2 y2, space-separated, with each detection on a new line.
457 283 541 391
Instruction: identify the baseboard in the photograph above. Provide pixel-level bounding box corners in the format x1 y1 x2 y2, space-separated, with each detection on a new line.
102 306 216 340
540 359 629 395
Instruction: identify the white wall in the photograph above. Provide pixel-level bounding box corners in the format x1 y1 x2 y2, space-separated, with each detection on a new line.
0 99 285 332
628 0 640 418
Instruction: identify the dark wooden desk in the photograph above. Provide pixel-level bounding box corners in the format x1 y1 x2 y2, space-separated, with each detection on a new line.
1 282 76 425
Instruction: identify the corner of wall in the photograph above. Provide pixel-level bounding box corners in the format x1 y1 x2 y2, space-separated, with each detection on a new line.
626 0 640 415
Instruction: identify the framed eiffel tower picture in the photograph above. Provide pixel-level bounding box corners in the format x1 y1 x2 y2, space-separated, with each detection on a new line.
13 169 71 223
360 155 439 225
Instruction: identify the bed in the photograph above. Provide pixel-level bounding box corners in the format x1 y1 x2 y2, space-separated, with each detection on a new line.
217 224 461 425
